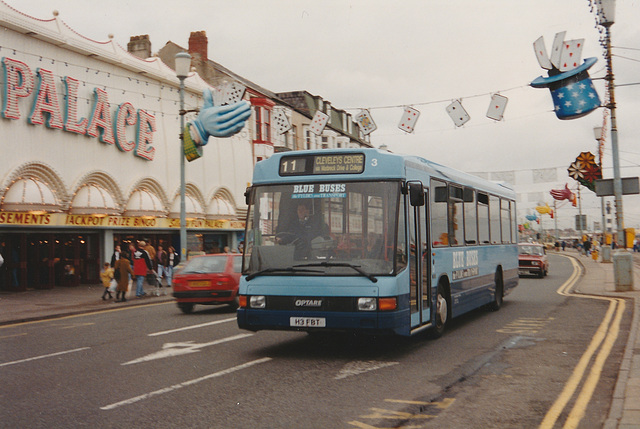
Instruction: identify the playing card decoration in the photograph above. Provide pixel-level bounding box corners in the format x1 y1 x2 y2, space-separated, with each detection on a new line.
446 100 470 127
486 94 508 121
355 109 377 135
398 106 420 133
309 110 329 135
273 108 291 134
213 81 246 106
567 151 601 192
530 32 601 120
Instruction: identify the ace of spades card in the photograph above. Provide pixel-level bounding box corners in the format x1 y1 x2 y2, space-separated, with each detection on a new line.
355 109 377 135
398 106 420 133
309 110 329 135
486 94 508 121
273 109 291 134
445 100 470 127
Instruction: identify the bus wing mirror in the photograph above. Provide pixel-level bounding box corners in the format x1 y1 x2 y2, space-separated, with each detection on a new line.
408 182 425 206
244 187 252 206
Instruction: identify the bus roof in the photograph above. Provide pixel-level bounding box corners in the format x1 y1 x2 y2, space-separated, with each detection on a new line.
252 148 515 199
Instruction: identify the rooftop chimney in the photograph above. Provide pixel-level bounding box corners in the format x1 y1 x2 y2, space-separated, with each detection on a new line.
127 35 151 59
188 31 208 63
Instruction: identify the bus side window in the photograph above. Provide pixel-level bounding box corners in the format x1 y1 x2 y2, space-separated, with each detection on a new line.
477 192 490 244
396 195 408 270
449 185 463 246
463 187 477 245
489 195 501 244
431 179 448 247
500 199 512 244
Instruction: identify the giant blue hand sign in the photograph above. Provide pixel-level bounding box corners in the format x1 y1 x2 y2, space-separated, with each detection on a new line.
183 88 252 161
188 88 251 143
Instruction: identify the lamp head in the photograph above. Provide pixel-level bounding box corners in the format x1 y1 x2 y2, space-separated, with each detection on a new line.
175 52 192 79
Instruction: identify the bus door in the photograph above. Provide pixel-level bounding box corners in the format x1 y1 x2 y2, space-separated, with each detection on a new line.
408 183 431 328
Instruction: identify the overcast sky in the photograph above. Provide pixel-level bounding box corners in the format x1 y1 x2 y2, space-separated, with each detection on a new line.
5 0 640 231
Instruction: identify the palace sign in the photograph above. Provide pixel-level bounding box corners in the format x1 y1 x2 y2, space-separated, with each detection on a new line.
1 57 156 160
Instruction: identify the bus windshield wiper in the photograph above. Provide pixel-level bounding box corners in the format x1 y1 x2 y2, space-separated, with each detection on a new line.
293 262 378 283
246 266 323 281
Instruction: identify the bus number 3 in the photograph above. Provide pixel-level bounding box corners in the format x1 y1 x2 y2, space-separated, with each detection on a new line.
371 158 378 167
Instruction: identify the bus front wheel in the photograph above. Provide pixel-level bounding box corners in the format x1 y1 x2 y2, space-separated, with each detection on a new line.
429 283 449 339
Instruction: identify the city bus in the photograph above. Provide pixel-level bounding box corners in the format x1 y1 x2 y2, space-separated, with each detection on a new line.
237 148 518 337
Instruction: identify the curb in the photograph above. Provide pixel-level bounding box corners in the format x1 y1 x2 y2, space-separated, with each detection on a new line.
0 296 174 327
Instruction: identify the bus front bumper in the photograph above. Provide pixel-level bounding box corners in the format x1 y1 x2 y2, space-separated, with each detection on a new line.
237 308 410 336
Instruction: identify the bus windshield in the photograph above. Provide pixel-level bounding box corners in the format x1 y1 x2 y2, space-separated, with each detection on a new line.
243 181 402 278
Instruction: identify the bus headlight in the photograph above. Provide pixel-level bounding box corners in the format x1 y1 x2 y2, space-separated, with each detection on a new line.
358 297 377 311
250 295 266 309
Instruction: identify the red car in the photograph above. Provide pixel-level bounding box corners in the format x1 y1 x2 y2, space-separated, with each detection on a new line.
518 243 549 278
172 254 242 313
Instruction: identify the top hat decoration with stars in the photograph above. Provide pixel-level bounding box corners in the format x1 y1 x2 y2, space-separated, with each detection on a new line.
530 32 601 120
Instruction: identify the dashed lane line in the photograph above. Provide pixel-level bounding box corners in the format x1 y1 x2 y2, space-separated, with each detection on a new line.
0 347 90 368
100 357 272 410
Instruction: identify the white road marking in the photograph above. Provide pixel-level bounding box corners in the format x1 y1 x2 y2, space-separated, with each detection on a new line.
0 347 90 368
122 333 253 365
148 317 236 336
335 360 399 380
101 357 272 410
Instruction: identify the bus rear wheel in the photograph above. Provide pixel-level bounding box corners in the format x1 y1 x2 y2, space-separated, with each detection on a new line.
487 270 503 311
429 283 449 339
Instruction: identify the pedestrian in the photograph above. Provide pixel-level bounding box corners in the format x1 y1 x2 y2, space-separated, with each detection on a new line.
143 239 156 264
114 251 134 302
166 245 180 288
155 245 168 294
100 262 114 300
110 244 121 268
561 240 566 251
132 240 153 297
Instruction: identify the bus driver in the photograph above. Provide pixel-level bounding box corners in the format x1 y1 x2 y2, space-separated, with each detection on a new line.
277 200 329 259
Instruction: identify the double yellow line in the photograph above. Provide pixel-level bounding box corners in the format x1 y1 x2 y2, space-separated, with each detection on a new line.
540 257 626 429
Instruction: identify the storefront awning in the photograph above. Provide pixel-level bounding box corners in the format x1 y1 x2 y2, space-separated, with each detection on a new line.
206 197 236 220
1 178 61 213
123 189 165 218
69 184 119 216
169 194 204 219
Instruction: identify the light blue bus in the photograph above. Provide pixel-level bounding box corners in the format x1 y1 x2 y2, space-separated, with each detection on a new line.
237 148 518 337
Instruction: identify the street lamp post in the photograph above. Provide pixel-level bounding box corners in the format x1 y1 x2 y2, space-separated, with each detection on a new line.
596 0 624 246
175 52 191 262
594 126 605 242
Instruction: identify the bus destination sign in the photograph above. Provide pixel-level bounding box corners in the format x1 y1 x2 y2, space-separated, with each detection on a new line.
279 153 365 176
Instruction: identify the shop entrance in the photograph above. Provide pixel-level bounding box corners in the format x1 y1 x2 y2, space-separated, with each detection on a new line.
0 232 100 291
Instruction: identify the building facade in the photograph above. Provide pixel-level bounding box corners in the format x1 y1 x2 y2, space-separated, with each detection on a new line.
0 6 250 291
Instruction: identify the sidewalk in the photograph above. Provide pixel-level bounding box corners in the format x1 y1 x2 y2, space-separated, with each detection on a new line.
0 251 638 427
565 248 640 429
0 283 174 326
